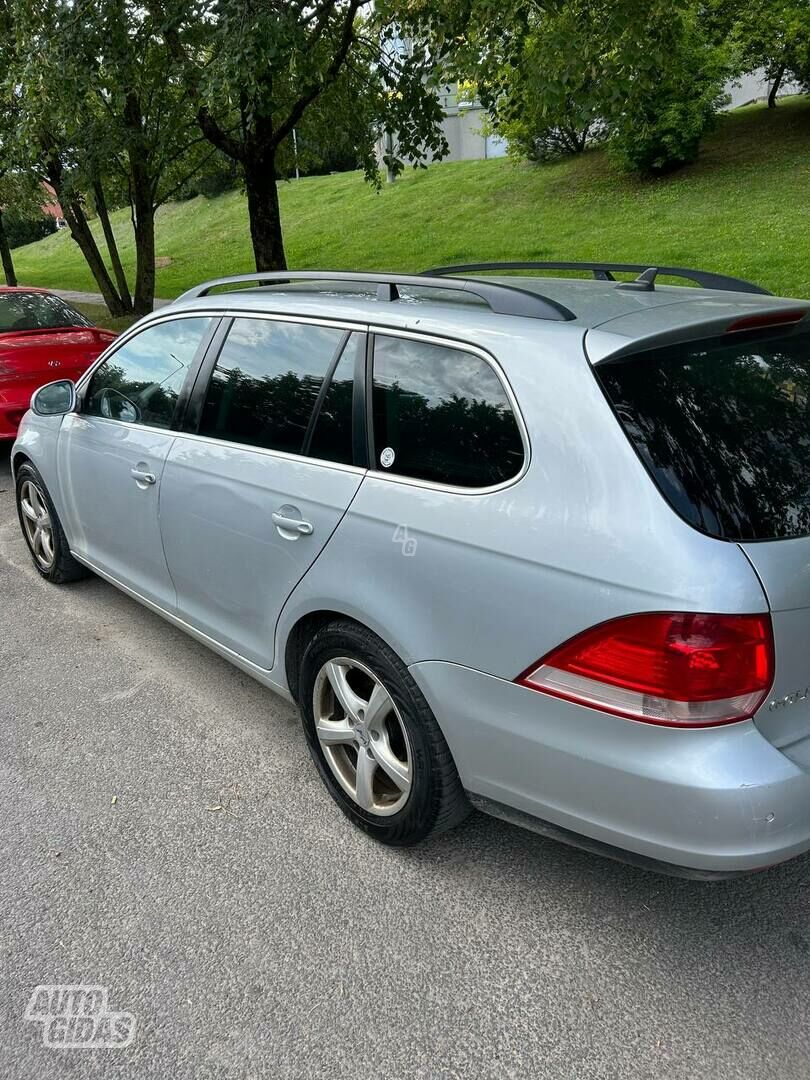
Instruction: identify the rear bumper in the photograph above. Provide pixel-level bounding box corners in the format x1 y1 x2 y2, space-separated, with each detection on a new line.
410 660 810 875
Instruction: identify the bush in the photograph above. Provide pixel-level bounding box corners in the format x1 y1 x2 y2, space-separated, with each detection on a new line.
4 209 57 249
607 15 730 175
609 88 727 175
175 157 240 201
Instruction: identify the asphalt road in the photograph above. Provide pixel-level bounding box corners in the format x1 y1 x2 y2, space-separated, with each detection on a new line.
1 443 809 1080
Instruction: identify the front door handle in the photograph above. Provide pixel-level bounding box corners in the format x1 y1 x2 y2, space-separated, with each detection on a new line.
272 508 314 538
131 467 156 486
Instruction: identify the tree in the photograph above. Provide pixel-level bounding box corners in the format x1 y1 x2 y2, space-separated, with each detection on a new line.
607 8 730 175
0 171 52 286
405 0 730 175
724 0 810 107
10 0 214 314
150 0 448 271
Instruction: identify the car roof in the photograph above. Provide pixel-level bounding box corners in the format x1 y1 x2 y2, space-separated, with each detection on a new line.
0 286 53 295
163 272 810 363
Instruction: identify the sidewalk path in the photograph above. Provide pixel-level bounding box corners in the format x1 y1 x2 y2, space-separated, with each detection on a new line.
47 287 172 309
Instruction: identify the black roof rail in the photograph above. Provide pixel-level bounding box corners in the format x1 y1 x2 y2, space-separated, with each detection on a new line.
423 261 772 296
174 270 577 322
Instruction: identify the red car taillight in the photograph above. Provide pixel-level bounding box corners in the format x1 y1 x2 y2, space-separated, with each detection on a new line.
516 612 774 727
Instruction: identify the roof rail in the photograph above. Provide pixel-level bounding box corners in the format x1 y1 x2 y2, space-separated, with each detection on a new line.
423 261 772 296
174 270 577 322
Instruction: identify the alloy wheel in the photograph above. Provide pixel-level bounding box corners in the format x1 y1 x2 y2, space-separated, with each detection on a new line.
19 480 55 571
313 656 412 816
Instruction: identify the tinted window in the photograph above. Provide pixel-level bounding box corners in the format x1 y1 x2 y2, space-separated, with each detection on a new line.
0 292 90 331
597 331 810 541
85 317 211 429
306 333 361 465
199 318 345 454
371 335 524 487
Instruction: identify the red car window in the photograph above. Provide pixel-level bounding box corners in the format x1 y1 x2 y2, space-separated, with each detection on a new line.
0 293 91 332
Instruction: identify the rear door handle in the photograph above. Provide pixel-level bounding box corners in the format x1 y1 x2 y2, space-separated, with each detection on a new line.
131 468 156 486
272 510 314 537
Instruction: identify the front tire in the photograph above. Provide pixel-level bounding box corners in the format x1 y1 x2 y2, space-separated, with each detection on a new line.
299 620 469 846
15 463 89 584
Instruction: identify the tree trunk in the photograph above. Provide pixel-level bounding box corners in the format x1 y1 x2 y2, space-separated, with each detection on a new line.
0 208 17 287
123 91 157 315
93 180 132 312
131 198 156 316
244 158 287 271
45 159 126 316
768 65 786 108
128 158 156 315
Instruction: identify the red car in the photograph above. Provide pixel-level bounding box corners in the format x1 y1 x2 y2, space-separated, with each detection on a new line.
0 287 117 440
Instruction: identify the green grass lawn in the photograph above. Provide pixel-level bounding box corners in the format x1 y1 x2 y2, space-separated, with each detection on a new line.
13 96 810 319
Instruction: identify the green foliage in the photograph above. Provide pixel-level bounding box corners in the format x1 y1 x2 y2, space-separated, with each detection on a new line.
2 208 56 249
415 0 731 176
725 0 810 91
608 12 731 174
176 155 240 201
11 98 810 302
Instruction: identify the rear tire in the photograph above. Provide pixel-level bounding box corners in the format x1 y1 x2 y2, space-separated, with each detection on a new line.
15 462 89 584
299 619 470 846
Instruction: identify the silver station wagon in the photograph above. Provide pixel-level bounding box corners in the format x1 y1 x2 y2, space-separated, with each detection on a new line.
12 262 810 878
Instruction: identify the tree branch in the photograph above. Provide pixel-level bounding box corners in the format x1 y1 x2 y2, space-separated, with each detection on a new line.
273 0 362 148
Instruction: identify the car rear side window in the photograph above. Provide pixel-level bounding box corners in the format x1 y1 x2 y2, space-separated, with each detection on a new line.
84 317 212 429
596 329 810 541
199 318 347 456
371 334 524 488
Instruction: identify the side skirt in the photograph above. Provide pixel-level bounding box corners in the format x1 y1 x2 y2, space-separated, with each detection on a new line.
71 550 295 704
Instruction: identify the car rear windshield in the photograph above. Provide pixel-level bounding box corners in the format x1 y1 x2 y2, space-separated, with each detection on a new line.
0 292 90 332
596 329 810 541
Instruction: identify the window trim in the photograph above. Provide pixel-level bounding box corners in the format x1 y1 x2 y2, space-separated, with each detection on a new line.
183 313 365 466
74 309 529 492
76 313 221 432
365 325 530 495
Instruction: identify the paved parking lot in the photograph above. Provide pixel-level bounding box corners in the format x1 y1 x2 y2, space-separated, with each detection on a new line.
1 443 810 1079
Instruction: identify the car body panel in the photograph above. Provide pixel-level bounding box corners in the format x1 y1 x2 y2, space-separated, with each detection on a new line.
276 322 766 681
740 539 810 766
158 432 366 669
584 296 810 364
55 413 177 608
410 660 810 873
0 311 115 440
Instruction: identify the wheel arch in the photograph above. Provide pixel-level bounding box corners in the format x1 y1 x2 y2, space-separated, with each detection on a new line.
283 607 410 704
11 450 31 479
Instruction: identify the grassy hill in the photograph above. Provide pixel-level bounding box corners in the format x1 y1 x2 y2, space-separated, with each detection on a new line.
13 96 810 318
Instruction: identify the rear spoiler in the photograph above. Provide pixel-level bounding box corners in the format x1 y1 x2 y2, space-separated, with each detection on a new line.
585 301 810 365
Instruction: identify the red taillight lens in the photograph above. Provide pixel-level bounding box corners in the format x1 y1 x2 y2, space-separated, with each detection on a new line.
517 612 774 727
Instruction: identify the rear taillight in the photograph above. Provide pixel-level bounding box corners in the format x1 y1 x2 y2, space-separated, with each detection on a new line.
517 612 774 727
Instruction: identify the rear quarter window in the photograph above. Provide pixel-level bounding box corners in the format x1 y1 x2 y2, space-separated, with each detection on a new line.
596 329 810 541
371 334 524 489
